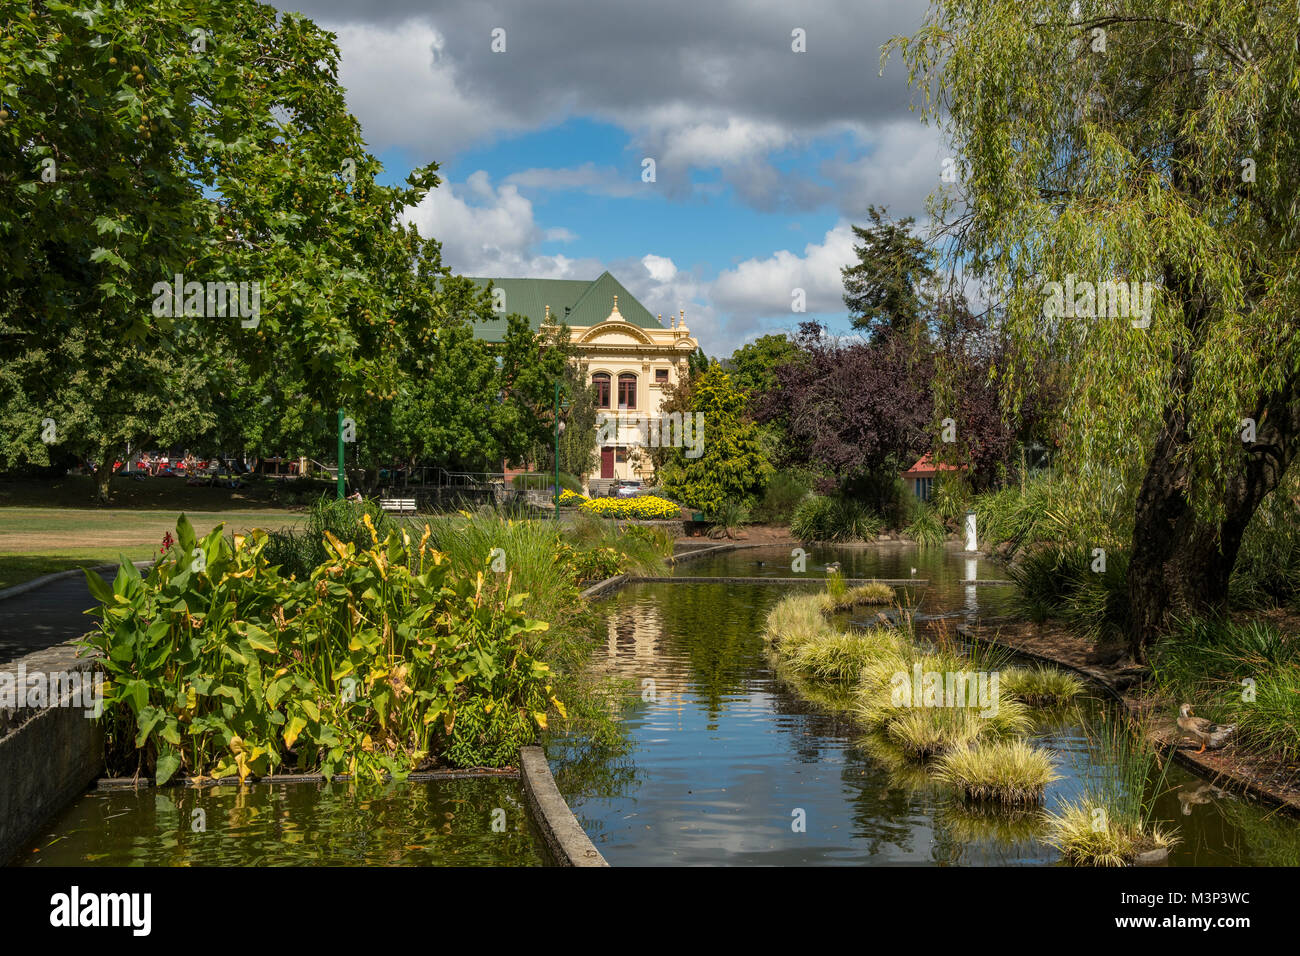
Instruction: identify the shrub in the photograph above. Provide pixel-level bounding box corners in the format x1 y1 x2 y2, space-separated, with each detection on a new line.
579 495 680 520
752 470 810 524
790 494 882 542
905 500 946 548
930 474 971 524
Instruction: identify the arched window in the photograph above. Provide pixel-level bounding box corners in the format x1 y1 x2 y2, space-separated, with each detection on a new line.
618 373 637 410
592 372 611 408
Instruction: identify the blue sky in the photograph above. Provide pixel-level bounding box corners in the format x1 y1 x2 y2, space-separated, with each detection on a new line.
278 0 945 355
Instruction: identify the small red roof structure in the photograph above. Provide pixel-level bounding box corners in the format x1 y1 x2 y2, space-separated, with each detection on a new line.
902 453 962 479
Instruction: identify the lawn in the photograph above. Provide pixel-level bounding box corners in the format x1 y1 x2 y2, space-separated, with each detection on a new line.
0 507 303 589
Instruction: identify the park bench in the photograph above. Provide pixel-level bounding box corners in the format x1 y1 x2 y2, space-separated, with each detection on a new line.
379 497 417 514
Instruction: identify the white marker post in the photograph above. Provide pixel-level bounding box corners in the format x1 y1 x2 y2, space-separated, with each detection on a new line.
964 510 978 552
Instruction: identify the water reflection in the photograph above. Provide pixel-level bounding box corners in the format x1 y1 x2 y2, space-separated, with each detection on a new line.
22 777 544 867
552 544 1300 866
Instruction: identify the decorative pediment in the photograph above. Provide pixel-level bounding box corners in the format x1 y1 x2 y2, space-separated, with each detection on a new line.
577 321 656 346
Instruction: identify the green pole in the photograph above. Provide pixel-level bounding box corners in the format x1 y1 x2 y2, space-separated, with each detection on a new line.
337 407 345 500
553 381 560 518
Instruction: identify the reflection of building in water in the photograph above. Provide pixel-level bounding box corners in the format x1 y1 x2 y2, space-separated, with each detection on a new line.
606 601 663 669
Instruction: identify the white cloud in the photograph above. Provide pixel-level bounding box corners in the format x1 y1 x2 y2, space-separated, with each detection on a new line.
329 21 531 158
641 254 678 283
711 223 857 317
400 172 599 277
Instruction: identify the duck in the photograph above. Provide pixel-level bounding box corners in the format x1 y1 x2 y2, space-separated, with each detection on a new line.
1176 781 1228 816
1177 703 1236 754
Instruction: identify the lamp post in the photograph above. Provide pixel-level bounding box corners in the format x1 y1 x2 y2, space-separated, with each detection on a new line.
337 407 345 499
553 381 569 517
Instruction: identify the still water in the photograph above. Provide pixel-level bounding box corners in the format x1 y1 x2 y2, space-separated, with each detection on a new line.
21 776 544 866
548 544 1300 866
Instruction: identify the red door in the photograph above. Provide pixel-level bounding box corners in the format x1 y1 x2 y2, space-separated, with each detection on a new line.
600 447 615 479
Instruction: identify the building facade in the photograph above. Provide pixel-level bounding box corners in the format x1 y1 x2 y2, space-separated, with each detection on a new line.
467 272 700 492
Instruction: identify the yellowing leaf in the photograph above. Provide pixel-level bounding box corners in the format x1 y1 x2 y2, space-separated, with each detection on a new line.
283 716 307 750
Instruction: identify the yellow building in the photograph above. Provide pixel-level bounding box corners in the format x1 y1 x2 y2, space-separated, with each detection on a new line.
468 272 700 492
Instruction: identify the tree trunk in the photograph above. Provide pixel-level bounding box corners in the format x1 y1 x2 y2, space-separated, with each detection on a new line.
1127 381 1300 660
93 452 115 504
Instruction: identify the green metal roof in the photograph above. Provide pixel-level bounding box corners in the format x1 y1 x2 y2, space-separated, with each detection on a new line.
462 272 665 342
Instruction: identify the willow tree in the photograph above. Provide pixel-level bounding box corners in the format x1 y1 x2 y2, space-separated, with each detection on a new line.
890 1 1300 656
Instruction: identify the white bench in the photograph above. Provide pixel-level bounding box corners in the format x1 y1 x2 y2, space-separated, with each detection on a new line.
379 497 417 514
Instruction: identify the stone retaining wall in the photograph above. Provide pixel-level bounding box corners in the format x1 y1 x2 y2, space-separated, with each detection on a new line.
0 642 104 865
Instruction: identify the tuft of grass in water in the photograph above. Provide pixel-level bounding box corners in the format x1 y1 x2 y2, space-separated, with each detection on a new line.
1000 665 1086 707
1044 800 1179 868
790 629 905 684
885 708 983 760
1044 709 1179 866
763 593 838 661
934 739 1060 807
826 580 895 611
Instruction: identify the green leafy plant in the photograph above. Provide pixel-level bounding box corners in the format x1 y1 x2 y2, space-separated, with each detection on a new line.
82 514 563 784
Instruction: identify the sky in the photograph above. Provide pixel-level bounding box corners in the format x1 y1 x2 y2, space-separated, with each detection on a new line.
272 0 944 356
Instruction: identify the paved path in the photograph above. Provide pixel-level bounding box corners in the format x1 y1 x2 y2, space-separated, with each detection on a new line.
0 569 112 665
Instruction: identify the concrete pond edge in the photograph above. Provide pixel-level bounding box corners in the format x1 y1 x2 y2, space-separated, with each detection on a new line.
519 746 608 867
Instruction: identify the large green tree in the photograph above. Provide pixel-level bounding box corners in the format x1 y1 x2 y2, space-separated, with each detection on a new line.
892 0 1300 656
841 205 936 340
0 0 442 496
659 363 772 514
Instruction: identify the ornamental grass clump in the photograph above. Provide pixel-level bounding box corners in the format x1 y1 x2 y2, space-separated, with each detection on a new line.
934 739 1060 807
826 580 895 612
1043 712 1179 866
1000 665 1086 707
790 629 905 684
762 593 837 662
1044 800 1179 868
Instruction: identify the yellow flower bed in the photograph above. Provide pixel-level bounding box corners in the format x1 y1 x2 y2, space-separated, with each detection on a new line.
579 495 680 520
558 489 588 506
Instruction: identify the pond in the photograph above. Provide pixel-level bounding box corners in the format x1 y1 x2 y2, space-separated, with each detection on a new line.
20 776 545 867
547 543 1300 866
